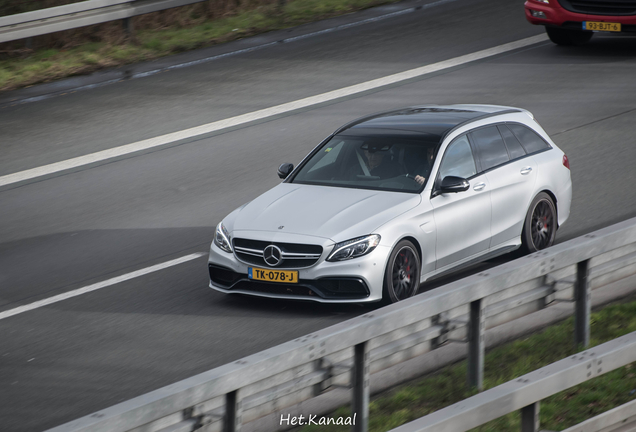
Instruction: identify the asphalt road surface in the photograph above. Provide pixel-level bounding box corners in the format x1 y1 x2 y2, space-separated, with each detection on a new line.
1 0 636 430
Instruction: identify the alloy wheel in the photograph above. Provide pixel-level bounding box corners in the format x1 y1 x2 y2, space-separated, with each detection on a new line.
391 246 418 301
531 200 555 250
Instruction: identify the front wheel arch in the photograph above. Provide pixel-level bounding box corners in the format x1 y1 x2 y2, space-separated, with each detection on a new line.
380 235 423 280
401 235 422 263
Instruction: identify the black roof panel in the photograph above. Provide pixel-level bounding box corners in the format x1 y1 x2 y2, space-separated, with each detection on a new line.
337 106 518 143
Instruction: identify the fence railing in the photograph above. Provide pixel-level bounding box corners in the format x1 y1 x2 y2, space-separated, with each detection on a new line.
48 216 636 432
0 0 209 44
561 399 636 432
390 330 636 432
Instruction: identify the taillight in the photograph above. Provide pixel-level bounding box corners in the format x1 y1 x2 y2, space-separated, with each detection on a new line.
563 154 570 170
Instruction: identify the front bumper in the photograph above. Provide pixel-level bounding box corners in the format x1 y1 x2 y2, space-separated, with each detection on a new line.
208 239 390 303
524 1 636 31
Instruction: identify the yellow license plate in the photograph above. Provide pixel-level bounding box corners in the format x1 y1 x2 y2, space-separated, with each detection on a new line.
584 21 621 32
249 267 298 283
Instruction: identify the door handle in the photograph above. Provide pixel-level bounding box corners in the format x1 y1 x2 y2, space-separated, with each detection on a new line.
473 182 486 191
520 167 533 175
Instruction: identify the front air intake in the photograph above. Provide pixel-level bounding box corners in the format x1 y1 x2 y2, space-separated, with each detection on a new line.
558 0 636 15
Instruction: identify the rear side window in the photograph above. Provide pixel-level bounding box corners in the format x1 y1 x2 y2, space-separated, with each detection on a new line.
508 124 551 154
438 135 476 179
498 125 526 160
470 126 509 172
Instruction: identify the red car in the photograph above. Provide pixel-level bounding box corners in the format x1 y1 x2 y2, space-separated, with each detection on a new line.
525 0 636 45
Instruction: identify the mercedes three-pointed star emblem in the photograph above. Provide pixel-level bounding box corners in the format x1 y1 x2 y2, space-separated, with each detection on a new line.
263 245 283 267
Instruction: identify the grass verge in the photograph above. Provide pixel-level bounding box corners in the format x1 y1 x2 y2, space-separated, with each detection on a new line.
296 299 636 432
0 0 400 92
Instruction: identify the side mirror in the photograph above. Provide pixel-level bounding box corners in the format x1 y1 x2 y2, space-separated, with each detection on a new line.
439 176 470 193
277 163 294 179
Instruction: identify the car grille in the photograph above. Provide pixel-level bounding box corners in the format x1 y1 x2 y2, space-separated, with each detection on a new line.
558 0 636 15
233 238 323 269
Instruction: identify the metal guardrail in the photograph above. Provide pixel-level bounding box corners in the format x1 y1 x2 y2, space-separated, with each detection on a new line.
560 399 636 432
48 216 636 432
390 330 636 432
0 0 209 44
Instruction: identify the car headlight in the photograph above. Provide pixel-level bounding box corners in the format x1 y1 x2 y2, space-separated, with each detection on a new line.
214 222 233 253
327 234 380 262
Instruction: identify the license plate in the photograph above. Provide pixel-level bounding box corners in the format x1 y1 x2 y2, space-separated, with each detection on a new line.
249 267 298 283
584 21 621 32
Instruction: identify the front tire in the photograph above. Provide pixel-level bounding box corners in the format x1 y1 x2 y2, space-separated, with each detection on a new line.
522 192 557 253
383 240 421 303
546 27 593 46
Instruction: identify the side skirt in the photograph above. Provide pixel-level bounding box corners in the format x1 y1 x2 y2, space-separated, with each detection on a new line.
421 243 521 283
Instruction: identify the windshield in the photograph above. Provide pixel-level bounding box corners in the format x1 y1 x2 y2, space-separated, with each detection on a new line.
291 134 438 193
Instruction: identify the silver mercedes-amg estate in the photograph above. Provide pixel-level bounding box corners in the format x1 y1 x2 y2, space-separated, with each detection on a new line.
208 105 572 303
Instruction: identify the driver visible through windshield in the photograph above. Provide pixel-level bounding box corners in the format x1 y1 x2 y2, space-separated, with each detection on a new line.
291 134 439 193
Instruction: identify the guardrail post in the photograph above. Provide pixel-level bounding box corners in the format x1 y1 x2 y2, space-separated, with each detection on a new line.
575 259 591 348
352 341 369 432
521 402 540 432
122 17 134 41
224 390 242 432
467 299 485 390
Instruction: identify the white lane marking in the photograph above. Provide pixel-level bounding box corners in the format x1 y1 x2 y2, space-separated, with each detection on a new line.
0 252 206 321
0 34 547 188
